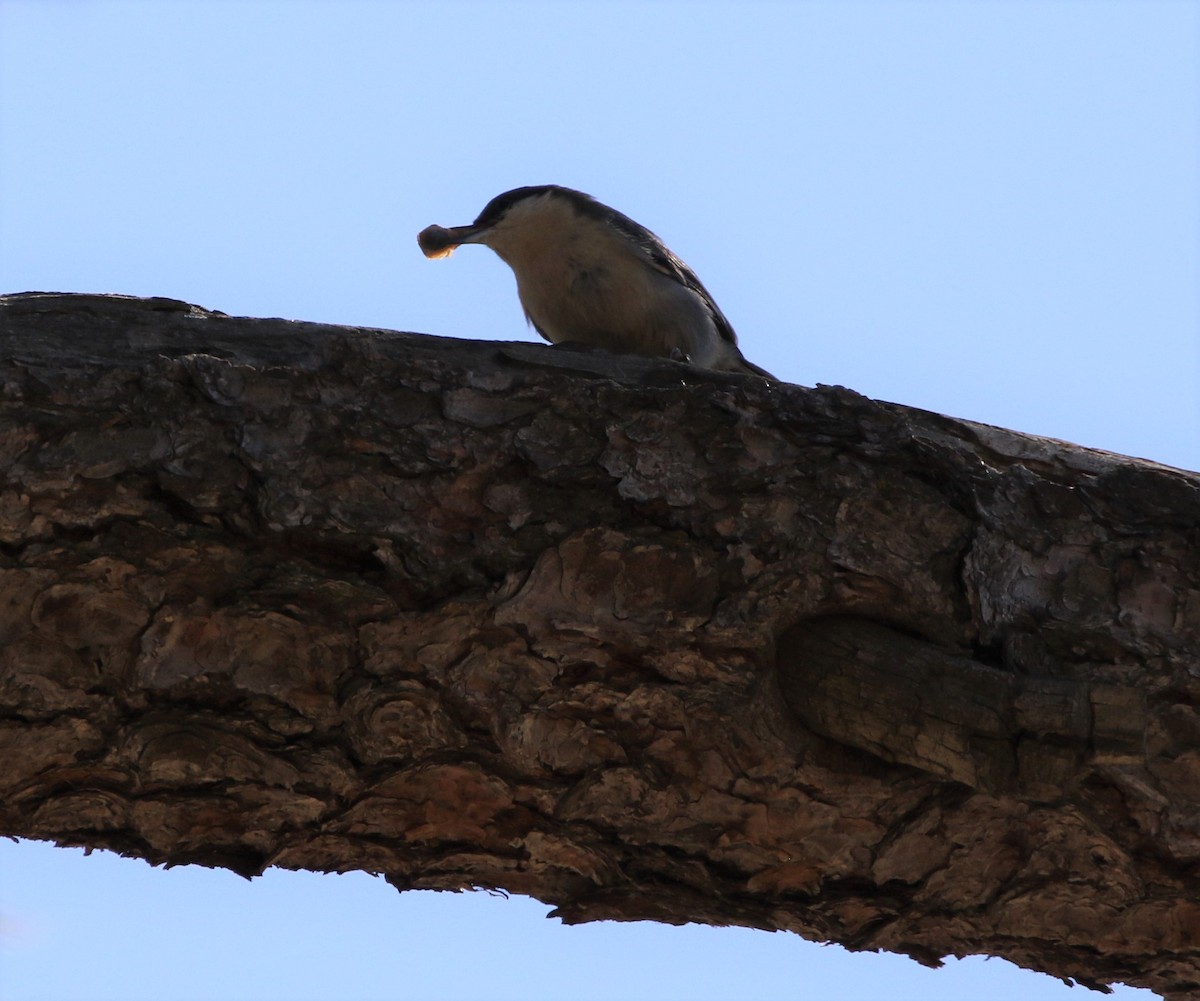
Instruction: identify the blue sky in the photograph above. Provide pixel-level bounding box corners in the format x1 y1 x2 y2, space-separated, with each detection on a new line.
1 1 1195 999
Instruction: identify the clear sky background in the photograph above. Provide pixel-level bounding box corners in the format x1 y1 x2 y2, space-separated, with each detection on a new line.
0 1 1195 999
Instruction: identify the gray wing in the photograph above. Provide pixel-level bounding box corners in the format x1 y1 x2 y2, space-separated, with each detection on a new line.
566 191 741 348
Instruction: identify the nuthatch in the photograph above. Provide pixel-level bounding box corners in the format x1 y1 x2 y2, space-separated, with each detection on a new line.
418 185 774 379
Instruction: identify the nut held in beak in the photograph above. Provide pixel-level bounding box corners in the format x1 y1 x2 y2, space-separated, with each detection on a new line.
418 224 459 259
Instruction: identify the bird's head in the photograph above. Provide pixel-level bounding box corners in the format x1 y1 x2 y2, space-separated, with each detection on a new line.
418 185 599 262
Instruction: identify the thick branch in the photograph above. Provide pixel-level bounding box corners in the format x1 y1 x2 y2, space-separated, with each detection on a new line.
2 293 1199 998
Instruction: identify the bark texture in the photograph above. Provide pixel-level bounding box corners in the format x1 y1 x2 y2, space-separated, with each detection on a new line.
3 292 1199 997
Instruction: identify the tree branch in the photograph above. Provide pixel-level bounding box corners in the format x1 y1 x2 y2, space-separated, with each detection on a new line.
2 292 1198 997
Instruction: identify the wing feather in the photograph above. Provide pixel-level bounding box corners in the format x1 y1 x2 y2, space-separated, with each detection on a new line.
551 187 741 348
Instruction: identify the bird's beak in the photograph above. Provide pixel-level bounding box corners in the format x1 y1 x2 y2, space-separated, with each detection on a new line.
417 223 488 259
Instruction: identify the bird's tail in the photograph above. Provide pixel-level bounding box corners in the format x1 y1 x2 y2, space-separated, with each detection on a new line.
734 356 777 380
714 349 777 381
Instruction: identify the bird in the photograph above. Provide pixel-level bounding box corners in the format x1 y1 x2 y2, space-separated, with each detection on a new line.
418 185 775 379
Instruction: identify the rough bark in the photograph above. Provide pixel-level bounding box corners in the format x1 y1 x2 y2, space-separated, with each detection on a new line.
2 291 1199 998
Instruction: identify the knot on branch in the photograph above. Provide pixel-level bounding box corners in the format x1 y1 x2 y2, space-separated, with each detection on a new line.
777 616 1147 797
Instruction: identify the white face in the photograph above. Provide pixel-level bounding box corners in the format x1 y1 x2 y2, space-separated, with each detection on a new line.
421 191 575 261
469 191 582 266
